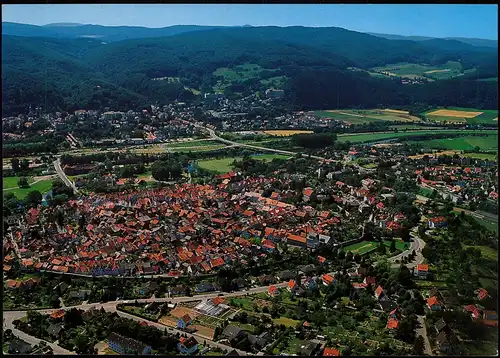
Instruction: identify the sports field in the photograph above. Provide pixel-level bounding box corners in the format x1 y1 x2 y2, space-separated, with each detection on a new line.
409 135 498 151
424 107 498 125
336 129 496 144
343 241 378 255
197 154 290 173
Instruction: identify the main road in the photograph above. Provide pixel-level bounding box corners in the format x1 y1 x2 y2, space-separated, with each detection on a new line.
53 159 78 194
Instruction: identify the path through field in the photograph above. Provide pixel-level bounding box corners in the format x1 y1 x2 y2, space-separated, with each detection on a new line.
3 175 57 191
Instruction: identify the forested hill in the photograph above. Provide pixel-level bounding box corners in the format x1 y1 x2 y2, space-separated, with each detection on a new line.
2 25 498 115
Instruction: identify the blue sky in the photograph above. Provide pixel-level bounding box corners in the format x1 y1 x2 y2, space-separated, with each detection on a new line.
2 4 498 40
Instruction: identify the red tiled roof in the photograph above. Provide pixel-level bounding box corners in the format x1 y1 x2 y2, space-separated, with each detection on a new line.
288 280 296 289
417 264 429 272
387 318 399 329
427 296 439 307
323 348 341 356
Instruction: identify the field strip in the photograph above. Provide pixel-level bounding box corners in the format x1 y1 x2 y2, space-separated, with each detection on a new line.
424 69 451 74
384 109 409 114
337 111 364 117
427 109 483 118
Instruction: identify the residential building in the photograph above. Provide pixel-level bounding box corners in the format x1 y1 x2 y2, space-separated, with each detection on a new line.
414 264 429 279
177 336 199 355
107 332 152 355
177 314 192 329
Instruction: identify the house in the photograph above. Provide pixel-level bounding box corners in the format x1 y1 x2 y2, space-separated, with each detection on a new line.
268 285 280 297
482 310 498 321
9 338 33 354
226 349 241 356
307 234 320 249
247 332 268 350
47 323 64 339
463 304 481 320
298 264 316 275
323 347 341 356
387 318 399 332
379 299 398 313
435 318 448 333
428 216 448 229
137 282 158 296
287 279 297 293
49 309 66 320
222 325 245 341
195 282 215 293
68 290 91 300
427 296 442 311
108 332 152 355
374 285 385 300
476 288 489 301
177 336 199 355
177 314 192 329
304 277 318 291
414 264 429 279
276 270 296 281
322 274 336 286
297 341 319 356
363 276 376 286
436 331 453 354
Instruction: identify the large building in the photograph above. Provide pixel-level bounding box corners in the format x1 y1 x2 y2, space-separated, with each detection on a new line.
107 333 152 355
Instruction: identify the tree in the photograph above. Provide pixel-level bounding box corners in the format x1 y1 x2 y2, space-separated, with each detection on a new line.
25 190 42 207
17 177 29 188
389 240 396 253
11 158 20 172
20 159 30 171
412 335 425 355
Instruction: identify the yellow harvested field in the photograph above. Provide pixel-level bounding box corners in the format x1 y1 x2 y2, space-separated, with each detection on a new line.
159 315 178 327
263 130 314 136
427 109 483 118
383 109 409 114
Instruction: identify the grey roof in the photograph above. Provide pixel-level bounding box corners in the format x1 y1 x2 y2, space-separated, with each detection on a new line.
47 323 64 337
222 325 244 340
108 332 148 353
436 331 450 345
9 338 33 354
435 318 447 332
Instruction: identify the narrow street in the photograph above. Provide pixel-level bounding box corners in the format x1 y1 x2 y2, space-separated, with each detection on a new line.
416 315 433 356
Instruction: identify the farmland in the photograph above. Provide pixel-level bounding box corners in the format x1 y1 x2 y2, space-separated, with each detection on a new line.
197 154 290 173
213 63 284 92
370 61 465 80
314 109 421 125
262 130 313 136
336 129 497 144
408 135 498 151
423 107 498 125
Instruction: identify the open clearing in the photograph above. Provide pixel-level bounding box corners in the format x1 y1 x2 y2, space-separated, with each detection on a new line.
463 245 498 261
3 176 35 189
273 316 300 328
197 154 290 173
343 241 378 255
262 130 313 136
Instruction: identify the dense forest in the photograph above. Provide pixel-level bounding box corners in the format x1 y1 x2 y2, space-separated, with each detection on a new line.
2 26 498 115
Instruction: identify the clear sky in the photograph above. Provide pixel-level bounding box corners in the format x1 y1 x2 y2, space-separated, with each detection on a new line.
2 4 498 40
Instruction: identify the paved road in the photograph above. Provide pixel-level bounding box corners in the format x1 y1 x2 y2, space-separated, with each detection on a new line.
53 159 78 194
3 312 75 355
389 232 426 269
416 315 433 356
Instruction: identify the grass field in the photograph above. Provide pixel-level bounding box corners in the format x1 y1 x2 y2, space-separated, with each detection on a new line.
336 129 497 144
461 152 498 161
343 241 378 255
3 176 34 189
164 140 221 148
424 107 498 125
314 109 421 125
463 245 498 261
409 135 498 151
273 316 300 328
370 61 464 80
197 154 290 173
4 180 53 200
213 63 280 92
262 130 313 136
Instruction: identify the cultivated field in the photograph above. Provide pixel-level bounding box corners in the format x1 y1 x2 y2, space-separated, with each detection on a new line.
262 130 313 136
408 135 498 151
170 306 200 319
314 109 421 125
424 107 498 125
336 129 497 144
197 154 290 173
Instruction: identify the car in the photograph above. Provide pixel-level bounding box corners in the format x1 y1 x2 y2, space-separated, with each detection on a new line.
218 293 224 296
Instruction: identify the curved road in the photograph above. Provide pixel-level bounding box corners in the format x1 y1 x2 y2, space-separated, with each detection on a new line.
53 159 78 194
